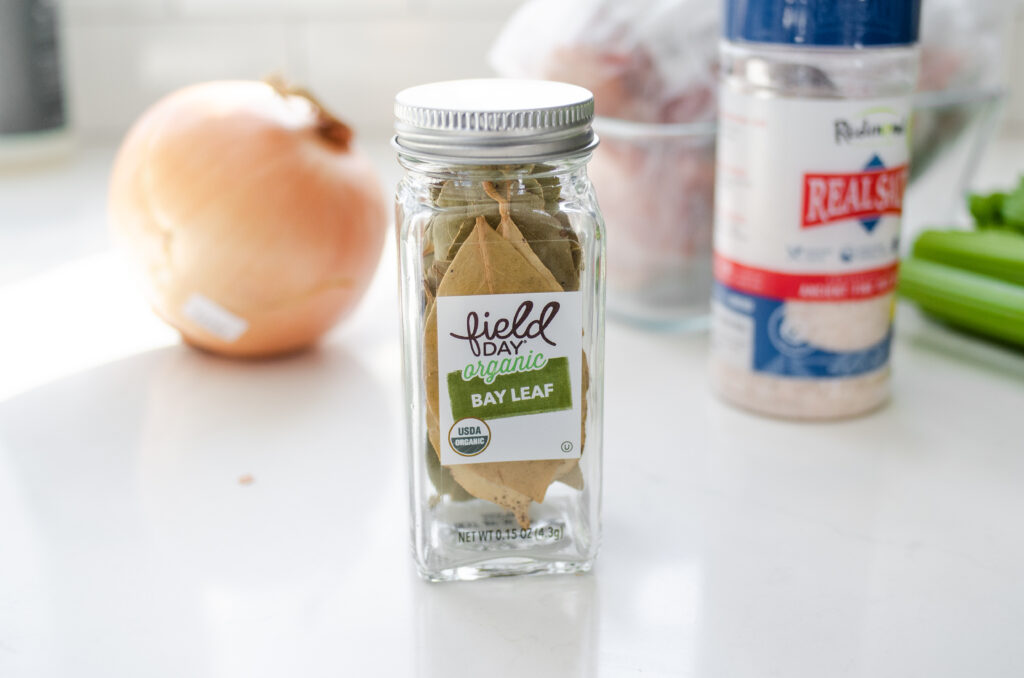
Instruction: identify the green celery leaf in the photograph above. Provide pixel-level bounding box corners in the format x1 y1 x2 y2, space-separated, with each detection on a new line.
969 192 1005 228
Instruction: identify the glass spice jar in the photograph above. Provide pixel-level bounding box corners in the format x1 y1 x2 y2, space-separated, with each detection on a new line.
394 79 606 581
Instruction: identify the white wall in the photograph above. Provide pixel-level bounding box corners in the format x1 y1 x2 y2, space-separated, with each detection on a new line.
60 0 524 143
1006 6 1024 134
60 0 1024 142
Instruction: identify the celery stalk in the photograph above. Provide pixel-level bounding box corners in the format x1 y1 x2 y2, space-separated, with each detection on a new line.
898 257 1024 348
912 229 1024 286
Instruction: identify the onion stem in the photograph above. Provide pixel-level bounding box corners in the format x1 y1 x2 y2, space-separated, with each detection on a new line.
264 75 353 149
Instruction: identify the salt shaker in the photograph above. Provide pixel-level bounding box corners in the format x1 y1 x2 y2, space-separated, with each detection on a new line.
711 0 921 419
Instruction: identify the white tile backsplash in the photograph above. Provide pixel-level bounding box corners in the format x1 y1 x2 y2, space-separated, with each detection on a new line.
61 0 521 139
62 0 170 22
1004 10 1024 134
172 0 408 20
58 0 1024 140
64 21 300 136
414 0 524 19
302 17 506 141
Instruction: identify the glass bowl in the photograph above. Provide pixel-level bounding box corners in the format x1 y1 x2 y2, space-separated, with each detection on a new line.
593 86 1005 332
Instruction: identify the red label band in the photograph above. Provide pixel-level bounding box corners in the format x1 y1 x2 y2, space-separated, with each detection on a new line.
714 254 898 301
802 165 907 228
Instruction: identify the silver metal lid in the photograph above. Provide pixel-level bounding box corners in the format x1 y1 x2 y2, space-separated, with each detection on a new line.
393 79 597 164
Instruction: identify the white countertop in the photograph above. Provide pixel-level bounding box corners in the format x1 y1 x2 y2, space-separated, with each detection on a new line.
1 144 1023 678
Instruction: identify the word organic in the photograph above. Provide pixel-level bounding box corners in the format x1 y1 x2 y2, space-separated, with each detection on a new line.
461 350 547 385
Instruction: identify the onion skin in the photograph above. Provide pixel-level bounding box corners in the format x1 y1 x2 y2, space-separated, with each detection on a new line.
109 80 387 358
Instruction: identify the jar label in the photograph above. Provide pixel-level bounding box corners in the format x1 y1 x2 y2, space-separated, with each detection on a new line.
435 291 582 465
712 90 910 378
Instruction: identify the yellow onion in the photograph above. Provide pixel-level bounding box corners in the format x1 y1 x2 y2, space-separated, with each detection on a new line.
109 79 387 358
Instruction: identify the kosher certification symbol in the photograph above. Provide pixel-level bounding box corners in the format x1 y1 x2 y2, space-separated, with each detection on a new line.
561 441 574 453
448 418 491 457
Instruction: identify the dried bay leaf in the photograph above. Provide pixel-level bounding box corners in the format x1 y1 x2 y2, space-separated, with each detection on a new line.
570 239 583 277
436 180 491 208
424 304 442 449
425 437 474 502
493 177 546 213
424 258 449 299
455 459 560 507
445 219 477 261
520 178 546 207
429 180 444 204
483 182 562 290
424 218 569 528
456 179 579 292
424 286 434 316
425 307 557 514
436 217 562 298
582 350 589 448
438 178 545 213
551 212 584 278
428 182 567 271
429 209 475 263
534 171 562 213
430 206 494 265
421 169 592 529
555 463 585 490
551 350 591 491
500 179 550 217
449 466 533 529
499 220 562 289
510 208 580 292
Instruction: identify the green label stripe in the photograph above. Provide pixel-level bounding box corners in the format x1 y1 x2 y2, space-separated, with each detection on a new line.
447 356 573 421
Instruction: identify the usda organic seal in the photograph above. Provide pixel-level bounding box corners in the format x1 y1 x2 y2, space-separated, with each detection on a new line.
448 418 491 457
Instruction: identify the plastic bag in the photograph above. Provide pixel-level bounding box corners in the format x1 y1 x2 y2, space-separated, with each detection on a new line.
918 0 1017 92
489 0 1018 327
491 0 1017 120
489 0 719 124
490 0 720 324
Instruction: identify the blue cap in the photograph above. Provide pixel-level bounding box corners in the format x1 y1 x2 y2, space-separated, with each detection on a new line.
725 0 921 47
